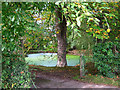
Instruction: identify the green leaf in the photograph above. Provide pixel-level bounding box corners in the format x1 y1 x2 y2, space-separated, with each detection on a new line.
92 3 96 7
77 20 81 27
2 47 5 51
76 17 81 27
83 3 88 6
67 20 71 26
71 23 76 29
76 11 80 17
85 12 91 16
97 35 101 39
77 33 81 37
11 16 15 22
74 28 79 32
102 49 107 52
94 20 99 25
11 38 14 42
6 61 10 64
63 8 67 12
94 18 100 22
71 14 76 17
61 2 64 8
55 1 61 5
93 33 95 37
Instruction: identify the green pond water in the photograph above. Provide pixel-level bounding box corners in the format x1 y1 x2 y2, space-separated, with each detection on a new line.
25 53 80 67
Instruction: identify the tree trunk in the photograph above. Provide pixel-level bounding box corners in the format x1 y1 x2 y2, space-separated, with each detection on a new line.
55 6 67 67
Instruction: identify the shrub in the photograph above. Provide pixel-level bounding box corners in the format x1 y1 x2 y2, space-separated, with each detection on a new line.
93 41 120 78
2 52 33 88
2 2 34 88
85 62 99 75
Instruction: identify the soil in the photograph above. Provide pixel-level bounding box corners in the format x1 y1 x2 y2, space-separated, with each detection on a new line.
30 69 119 88
29 66 80 80
29 66 119 88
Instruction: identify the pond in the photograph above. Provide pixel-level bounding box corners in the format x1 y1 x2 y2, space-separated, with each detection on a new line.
25 53 80 67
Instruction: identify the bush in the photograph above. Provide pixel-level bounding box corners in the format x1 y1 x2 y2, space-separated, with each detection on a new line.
2 3 34 88
93 41 120 78
85 62 99 75
2 54 33 88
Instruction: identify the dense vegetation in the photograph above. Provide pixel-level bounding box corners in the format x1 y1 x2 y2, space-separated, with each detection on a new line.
93 41 120 78
1 1 120 88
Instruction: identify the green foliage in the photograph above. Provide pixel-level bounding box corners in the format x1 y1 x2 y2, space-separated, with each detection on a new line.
93 41 120 78
24 29 57 53
57 2 113 39
2 1 120 88
2 2 40 88
56 2 119 41
85 2 119 40
2 2 56 88
67 30 94 50
23 5 57 53
2 56 32 88
107 2 120 41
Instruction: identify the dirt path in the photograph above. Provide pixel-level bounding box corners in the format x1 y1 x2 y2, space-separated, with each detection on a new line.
31 73 119 88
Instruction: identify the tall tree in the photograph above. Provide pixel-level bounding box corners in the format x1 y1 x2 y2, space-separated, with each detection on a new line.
55 6 67 67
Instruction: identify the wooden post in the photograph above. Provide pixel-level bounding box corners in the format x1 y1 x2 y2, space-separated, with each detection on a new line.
80 53 85 77
80 53 84 77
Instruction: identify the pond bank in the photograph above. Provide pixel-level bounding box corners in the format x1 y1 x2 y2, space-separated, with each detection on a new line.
27 49 93 56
